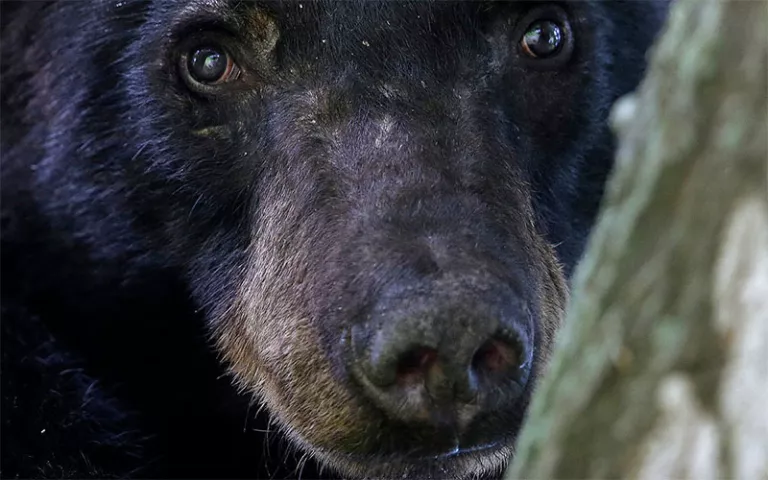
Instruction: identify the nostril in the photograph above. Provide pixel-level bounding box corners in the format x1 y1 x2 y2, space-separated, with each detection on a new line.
472 337 522 377
350 288 536 428
395 346 437 386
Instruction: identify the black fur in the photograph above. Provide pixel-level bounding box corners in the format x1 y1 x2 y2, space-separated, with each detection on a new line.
1 1 669 478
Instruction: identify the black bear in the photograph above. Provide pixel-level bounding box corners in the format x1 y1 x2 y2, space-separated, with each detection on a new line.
0 1 669 478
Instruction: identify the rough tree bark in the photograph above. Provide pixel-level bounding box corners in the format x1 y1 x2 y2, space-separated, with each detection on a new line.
506 0 768 478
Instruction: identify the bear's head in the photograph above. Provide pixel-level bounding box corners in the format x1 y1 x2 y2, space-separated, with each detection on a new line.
1 1 668 478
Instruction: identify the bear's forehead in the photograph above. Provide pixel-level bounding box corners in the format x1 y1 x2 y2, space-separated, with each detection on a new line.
144 0 550 83
159 0 526 36
170 0 505 17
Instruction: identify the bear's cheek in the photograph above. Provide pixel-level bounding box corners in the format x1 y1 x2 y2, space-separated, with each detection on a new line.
209 212 376 452
213 318 376 458
213 302 370 450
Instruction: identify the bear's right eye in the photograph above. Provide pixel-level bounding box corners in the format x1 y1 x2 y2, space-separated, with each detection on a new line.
520 20 564 59
513 5 574 69
185 45 239 85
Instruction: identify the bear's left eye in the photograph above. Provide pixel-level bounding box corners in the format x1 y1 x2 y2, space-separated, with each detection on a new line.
186 45 238 85
178 40 243 93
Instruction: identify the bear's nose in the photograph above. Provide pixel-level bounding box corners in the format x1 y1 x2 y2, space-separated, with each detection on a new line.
349 284 534 429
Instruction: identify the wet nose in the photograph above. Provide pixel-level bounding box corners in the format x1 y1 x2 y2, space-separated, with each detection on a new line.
350 285 534 427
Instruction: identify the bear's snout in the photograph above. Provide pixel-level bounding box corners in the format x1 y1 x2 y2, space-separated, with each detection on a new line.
349 278 534 437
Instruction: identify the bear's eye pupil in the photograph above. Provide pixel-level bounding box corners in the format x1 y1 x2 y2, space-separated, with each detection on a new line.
521 20 563 58
188 46 229 83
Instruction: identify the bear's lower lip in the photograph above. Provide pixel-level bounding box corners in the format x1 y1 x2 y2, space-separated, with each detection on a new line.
426 441 502 460
313 440 510 480
324 439 504 462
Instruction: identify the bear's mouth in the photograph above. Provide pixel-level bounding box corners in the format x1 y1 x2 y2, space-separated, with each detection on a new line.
323 440 503 461
311 439 511 480
426 441 502 460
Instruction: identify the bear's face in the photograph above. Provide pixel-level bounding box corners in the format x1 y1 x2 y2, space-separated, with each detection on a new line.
4 0 666 478
129 1 665 477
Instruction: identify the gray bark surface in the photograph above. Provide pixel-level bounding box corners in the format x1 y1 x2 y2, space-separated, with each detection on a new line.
506 0 768 478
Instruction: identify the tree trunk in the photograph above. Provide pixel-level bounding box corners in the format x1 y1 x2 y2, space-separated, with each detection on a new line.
506 0 768 478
